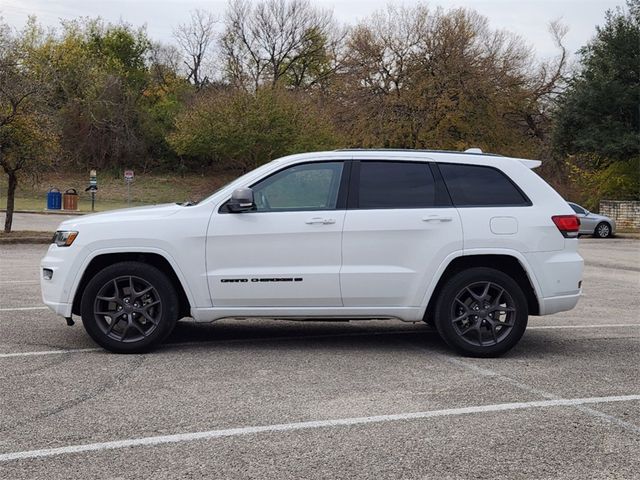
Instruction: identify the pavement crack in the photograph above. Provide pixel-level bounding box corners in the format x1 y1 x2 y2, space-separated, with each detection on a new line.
0 354 146 434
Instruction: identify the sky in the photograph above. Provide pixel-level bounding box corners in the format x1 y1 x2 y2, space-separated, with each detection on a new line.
0 0 624 61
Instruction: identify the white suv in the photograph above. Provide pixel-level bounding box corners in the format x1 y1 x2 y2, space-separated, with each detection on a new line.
41 149 584 357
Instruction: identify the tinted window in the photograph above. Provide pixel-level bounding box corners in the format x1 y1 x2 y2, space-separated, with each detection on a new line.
439 164 528 207
569 203 585 214
251 162 343 212
358 162 436 209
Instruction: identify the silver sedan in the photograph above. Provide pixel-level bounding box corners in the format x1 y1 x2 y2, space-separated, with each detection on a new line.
568 202 617 238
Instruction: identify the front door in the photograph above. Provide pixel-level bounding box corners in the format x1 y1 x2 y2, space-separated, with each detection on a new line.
206 161 348 307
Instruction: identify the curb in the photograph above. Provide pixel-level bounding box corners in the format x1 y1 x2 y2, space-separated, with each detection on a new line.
0 209 86 216
0 237 51 245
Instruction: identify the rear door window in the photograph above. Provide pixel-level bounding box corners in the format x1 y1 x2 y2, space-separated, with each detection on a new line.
357 161 437 209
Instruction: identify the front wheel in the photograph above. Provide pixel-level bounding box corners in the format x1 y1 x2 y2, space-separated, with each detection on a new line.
594 222 612 238
434 268 528 357
80 262 179 353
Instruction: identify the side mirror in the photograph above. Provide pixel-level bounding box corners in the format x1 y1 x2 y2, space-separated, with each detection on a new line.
227 187 255 213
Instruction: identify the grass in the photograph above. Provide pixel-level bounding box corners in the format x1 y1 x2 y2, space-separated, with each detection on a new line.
0 170 239 213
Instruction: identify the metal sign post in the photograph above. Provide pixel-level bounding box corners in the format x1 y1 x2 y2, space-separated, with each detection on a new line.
124 170 134 206
86 169 98 212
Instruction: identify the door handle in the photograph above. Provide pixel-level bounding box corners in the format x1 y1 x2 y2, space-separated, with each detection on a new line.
422 215 453 222
305 217 336 225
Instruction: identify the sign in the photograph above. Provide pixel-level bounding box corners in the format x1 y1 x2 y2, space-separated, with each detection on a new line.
89 169 97 187
124 170 134 182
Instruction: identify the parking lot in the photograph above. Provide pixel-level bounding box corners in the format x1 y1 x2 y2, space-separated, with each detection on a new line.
0 238 638 479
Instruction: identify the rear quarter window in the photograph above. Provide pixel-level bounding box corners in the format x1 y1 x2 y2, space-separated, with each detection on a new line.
439 163 530 207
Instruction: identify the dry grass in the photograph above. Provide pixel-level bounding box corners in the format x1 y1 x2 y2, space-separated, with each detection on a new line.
1 170 240 212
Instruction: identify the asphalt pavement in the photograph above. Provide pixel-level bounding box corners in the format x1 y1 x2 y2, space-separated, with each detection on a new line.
0 238 638 479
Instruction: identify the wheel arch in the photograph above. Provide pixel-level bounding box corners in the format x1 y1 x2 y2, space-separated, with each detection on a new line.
71 251 192 319
423 253 541 322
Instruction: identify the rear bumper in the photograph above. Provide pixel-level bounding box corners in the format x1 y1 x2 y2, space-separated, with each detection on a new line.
538 292 582 316
525 243 584 316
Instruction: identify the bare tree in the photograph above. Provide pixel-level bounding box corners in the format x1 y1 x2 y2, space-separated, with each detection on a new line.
174 9 218 88
148 42 182 88
221 0 339 90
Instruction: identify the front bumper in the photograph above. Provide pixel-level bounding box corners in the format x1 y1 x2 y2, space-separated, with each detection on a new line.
41 243 77 318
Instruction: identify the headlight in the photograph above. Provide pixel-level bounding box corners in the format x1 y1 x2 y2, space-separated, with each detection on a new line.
52 230 78 247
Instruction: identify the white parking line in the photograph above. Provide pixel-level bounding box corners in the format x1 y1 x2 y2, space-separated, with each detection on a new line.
0 348 101 358
0 280 39 284
529 323 640 330
0 324 639 359
0 306 48 312
0 394 638 462
439 357 640 435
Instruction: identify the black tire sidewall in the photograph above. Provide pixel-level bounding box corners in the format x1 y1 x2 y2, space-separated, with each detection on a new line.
434 267 529 357
81 261 179 353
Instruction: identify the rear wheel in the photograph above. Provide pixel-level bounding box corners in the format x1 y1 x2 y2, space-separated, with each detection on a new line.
80 262 178 353
434 267 528 357
594 222 612 238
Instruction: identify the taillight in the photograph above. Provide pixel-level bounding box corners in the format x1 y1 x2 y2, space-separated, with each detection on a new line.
552 215 580 238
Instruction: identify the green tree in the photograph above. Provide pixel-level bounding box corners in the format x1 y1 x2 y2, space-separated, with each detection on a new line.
169 88 339 170
45 19 158 170
553 1 639 203
0 19 57 232
554 1 639 161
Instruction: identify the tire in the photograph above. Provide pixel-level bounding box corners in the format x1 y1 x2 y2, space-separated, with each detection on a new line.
81 261 179 353
593 222 612 238
434 267 528 358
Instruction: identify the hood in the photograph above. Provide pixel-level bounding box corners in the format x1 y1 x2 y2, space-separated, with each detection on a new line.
57 203 183 230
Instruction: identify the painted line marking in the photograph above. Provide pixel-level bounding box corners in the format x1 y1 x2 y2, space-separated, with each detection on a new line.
0 280 39 285
528 323 640 330
0 306 48 312
0 348 101 358
0 330 418 358
439 357 640 435
0 394 638 462
0 324 639 359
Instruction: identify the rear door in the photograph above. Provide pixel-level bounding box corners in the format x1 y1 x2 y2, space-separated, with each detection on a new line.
340 160 463 307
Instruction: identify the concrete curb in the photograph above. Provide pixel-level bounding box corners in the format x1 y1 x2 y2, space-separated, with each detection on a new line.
0 209 86 215
0 236 51 245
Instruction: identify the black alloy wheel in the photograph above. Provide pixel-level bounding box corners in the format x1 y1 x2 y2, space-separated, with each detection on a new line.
81 262 179 353
434 267 528 357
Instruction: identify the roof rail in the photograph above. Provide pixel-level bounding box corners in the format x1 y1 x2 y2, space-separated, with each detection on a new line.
334 148 503 157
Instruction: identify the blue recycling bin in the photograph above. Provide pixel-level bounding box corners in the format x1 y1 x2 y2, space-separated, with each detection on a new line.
46 188 62 210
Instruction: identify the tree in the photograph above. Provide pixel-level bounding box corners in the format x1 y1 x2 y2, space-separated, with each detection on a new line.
337 5 566 157
552 0 639 204
168 87 339 170
0 19 56 232
174 9 218 89
221 0 338 90
553 0 640 162
47 19 154 170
